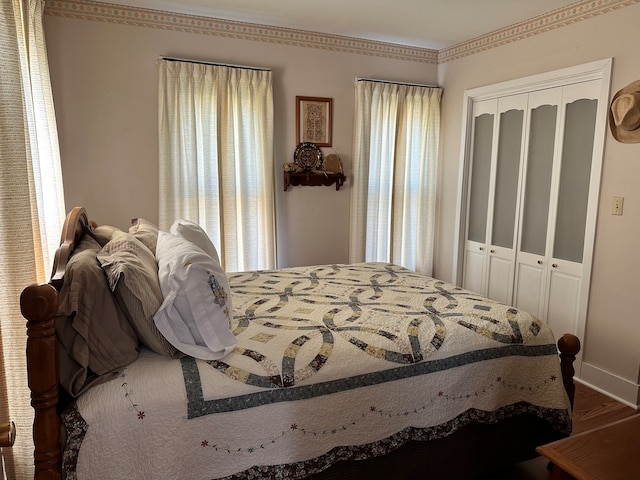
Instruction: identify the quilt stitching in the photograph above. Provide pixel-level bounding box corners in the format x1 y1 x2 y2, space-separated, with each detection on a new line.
197 374 564 454
181 343 558 418
217 404 571 480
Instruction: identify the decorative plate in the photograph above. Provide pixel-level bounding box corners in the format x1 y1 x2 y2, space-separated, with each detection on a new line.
294 142 323 171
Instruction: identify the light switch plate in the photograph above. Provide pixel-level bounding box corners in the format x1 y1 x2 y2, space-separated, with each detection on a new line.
612 196 624 215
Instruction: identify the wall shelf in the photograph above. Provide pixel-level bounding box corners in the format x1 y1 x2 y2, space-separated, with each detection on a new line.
284 171 346 191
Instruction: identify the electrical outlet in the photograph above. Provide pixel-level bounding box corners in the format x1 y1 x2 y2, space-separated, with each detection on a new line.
612 196 624 215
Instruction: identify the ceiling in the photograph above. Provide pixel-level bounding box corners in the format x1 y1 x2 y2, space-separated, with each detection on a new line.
100 0 581 50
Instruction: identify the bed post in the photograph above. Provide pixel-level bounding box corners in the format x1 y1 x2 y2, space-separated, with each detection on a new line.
557 333 581 408
20 282 61 480
19 207 89 479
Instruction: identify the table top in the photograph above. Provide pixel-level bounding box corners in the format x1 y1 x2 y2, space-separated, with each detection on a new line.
537 414 640 480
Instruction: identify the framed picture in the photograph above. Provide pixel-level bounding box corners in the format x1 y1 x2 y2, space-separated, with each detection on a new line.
296 96 333 147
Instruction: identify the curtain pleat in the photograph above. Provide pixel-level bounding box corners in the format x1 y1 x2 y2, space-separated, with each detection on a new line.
0 1 65 478
349 80 441 275
158 60 275 272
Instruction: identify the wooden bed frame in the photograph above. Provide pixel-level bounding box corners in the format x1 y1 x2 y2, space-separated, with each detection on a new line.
19 207 582 480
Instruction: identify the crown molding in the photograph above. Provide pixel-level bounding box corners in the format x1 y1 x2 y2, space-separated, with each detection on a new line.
44 0 639 65
43 0 438 64
438 0 640 63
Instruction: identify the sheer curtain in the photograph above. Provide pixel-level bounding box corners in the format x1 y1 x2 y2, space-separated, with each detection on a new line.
158 60 276 272
0 0 65 478
349 80 441 275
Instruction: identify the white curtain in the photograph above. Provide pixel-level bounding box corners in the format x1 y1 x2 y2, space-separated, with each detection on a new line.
158 60 276 272
0 0 65 478
349 80 441 275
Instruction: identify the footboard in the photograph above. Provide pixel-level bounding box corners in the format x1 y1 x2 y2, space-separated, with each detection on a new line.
558 333 581 408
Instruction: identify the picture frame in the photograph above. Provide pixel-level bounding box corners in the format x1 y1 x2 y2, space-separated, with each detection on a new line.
296 96 333 147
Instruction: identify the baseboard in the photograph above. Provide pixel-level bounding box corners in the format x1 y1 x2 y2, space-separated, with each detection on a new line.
578 362 640 409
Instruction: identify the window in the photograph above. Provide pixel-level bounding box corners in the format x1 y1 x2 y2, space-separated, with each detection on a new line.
349 80 442 274
158 60 276 272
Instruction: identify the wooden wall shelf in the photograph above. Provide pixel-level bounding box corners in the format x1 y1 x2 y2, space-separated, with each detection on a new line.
284 171 346 191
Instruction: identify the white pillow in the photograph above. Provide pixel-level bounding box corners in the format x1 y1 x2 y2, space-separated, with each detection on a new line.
170 219 220 265
153 231 236 360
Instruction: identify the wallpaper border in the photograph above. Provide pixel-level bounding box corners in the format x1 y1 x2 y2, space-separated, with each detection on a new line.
44 0 639 64
439 0 640 62
43 0 438 64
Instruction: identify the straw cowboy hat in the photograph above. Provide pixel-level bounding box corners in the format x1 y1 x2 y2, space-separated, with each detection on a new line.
609 79 640 143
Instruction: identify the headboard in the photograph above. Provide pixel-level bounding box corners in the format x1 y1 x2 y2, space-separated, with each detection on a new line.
20 206 92 480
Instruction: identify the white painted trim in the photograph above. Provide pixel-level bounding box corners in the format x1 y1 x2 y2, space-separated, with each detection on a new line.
461 58 613 101
579 362 640 410
451 92 475 285
574 58 613 377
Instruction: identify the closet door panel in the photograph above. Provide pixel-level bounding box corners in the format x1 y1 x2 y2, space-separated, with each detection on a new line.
519 101 558 257
546 264 582 340
463 248 486 295
467 104 495 245
491 105 525 249
513 254 545 319
553 95 598 264
487 247 514 305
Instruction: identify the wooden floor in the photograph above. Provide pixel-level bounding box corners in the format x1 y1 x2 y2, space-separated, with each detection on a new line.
570 382 638 434
492 381 638 480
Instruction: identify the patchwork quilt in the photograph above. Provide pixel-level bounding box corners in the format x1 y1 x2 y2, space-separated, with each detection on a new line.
63 263 571 479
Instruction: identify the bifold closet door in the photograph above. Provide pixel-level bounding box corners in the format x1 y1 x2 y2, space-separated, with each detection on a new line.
513 80 600 338
464 80 600 338
462 95 527 303
457 59 611 373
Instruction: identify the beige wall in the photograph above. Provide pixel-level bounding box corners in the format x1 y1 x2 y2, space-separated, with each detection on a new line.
43 4 639 406
437 4 640 405
43 15 436 269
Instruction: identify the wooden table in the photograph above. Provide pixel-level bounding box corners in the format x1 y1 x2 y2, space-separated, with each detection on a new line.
536 414 640 480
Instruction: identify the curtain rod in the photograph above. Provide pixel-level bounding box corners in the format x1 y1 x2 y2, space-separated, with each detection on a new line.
356 77 439 88
159 56 271 71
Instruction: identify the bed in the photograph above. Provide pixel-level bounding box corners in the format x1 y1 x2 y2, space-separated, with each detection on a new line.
20 206 581 480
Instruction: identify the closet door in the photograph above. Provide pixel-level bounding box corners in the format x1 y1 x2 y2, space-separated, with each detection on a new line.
463 96 526 302
486 95 527 304
514 81 600 339
462 100 496 295
545 81 600 338
456 59 611 375
513 88 562 318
